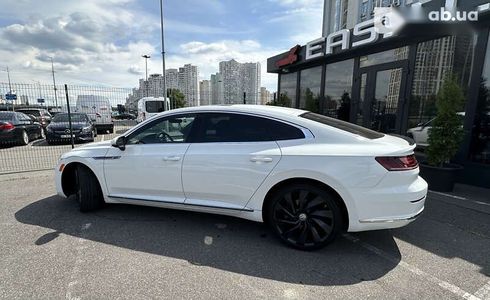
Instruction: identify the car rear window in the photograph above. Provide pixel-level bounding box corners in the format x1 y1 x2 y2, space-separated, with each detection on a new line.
146 101 165 113
300 112 384 139
52 114 88 123
18 110 40 116
0 112 15 121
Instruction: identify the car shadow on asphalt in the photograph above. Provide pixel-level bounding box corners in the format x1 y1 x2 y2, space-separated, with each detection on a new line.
392 196 490 277
15 195 402 286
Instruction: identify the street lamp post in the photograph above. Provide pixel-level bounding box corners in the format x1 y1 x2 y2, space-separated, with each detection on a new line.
142 54 151 97
31 80 43 106
160 0 167 110
48 57 58 109
3 66 14 111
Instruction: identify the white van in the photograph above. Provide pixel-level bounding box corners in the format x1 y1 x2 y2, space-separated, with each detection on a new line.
137 97 170 123
76 95 114 133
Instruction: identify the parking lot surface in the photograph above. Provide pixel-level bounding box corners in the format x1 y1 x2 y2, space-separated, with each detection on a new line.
0 171 489 299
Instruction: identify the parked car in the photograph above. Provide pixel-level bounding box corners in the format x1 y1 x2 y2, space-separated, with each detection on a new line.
137 97 169 123
407 112 465 147
46 113 96 145
113 112 136 120
76 95 114 133
0 111 45 146
55 105 427 250
16 108 52 131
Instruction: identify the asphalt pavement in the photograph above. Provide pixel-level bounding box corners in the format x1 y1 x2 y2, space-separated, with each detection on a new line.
0 171 489 299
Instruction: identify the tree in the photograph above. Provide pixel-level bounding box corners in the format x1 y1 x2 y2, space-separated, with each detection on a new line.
168 89 186 109
266 93 291 107
426 74 465 167
304 88 320 113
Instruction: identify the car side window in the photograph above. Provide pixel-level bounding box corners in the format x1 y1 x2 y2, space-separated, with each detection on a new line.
17 113 30 123
192 113 305 143
126 114 196 145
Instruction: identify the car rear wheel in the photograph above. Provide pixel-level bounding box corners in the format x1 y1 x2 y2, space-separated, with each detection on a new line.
75 165 104 212
39 128 46 139
19 130 29 145
266 184 343 250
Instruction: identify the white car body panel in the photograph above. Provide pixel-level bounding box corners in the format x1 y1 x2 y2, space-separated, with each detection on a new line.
55 105 428 232
103 143 190 204
182 141 281 210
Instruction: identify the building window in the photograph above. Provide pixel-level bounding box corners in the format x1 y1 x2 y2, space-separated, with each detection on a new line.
324 59 354 120
469 35 490 164
299 66 322 113
278 72 297 108
359 46 409 68
408 35 475 129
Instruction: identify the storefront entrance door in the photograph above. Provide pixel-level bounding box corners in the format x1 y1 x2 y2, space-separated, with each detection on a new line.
354 62 409 134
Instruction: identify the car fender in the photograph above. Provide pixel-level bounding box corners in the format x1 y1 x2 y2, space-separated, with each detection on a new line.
58 150 109 200
245 166 359 224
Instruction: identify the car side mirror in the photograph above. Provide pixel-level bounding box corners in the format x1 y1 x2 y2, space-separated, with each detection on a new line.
112 136 126 151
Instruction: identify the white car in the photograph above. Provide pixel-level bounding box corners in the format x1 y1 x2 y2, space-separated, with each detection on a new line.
55 105 427 250
407 112 465 147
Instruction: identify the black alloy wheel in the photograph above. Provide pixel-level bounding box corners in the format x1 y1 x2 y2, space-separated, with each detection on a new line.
268 184 342 250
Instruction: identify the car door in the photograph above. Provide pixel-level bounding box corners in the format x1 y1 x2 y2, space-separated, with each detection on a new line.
182 112 300 210
104 113 196 203
17 113 37 139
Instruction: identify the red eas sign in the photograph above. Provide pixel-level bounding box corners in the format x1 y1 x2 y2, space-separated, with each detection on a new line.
275 45 300 68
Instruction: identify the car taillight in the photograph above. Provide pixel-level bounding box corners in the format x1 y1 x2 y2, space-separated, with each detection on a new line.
375 155 418 171
0 122 15 130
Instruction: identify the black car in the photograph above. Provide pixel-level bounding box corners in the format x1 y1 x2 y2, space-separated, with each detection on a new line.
0 111 45 146
46 113 96 145
113 112 136 120
16 108 52 130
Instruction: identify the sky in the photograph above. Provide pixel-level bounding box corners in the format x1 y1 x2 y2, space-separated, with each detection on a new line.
0 0 324 92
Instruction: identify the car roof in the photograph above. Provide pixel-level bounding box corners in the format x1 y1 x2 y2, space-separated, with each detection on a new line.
167 105 307 118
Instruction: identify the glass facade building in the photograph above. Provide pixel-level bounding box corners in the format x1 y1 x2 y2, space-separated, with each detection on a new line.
268 1 490 188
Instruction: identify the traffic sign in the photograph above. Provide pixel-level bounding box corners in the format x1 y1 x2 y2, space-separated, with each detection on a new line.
5 93 16 101
37 98 45 103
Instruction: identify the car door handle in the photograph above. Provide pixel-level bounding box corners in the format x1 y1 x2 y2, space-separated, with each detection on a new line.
163 156 181 161
250 157 273 163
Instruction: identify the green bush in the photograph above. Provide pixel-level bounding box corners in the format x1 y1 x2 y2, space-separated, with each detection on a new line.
427 74 465 167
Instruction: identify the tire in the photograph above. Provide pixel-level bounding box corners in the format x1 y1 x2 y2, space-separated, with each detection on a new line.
75 165 104 212
19 130 29 146
39 128 46 140
266 183 343 250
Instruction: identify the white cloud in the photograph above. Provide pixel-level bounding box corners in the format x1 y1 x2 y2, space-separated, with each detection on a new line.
0 0 293 91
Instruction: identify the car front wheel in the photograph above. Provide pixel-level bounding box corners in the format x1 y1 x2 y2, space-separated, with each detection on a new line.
75 165 104 212
266 184 343 250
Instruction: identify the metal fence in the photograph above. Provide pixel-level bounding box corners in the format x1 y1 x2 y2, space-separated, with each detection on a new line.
0 82 266 174
0 83 135 174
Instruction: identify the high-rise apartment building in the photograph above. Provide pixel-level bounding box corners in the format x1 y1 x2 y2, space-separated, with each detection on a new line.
219 59 261 104
210 73 224 105
260 87 272 105
178 64 199 107
165 69 179 91
199 80 211 106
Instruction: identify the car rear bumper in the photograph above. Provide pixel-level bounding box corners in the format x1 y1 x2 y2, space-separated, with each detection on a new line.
0 130 19 145
347 173 428 232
